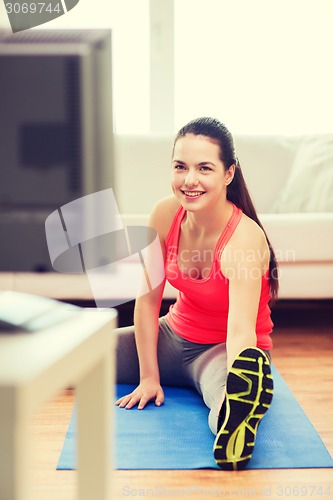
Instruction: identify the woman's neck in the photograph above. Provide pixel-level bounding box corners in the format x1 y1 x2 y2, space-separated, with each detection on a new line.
184 198 234 237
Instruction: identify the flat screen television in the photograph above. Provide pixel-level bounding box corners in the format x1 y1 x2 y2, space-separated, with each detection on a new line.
0 28 114 271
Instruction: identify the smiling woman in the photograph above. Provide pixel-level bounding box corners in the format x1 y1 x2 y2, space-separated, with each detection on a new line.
114 116 277 471
171 136 232 206
171 123 234 215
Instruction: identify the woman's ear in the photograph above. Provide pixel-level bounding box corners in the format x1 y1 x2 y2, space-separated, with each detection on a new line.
225 164 236 185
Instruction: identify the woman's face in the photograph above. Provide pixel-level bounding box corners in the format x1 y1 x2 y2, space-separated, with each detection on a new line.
171 133 234 212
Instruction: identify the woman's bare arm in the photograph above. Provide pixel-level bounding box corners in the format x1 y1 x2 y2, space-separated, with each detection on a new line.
221 216 270 371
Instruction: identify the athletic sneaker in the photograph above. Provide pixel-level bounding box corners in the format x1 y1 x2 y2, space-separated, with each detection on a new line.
213 347 274 470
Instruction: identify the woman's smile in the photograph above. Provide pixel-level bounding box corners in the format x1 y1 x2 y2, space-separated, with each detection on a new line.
181 190 206 200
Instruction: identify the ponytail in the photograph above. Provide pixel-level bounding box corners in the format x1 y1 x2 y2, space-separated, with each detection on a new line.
227 159 279 303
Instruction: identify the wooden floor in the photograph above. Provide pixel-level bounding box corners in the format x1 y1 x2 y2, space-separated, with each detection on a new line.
30 301 333 500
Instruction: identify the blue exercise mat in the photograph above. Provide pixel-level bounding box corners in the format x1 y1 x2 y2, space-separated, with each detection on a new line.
57 365 333 470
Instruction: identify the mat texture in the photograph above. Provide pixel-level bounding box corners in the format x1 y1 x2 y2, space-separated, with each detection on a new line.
57 365 333 470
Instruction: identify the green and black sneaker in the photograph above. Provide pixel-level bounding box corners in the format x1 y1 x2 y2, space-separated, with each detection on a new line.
213 347 273 471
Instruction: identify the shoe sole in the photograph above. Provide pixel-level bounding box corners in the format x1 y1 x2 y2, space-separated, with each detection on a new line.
213 347 273 470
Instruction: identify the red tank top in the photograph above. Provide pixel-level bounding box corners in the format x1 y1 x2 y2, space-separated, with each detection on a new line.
164 203 273 349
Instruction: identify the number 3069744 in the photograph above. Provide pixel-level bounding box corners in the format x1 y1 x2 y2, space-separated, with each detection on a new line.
5 3 62 14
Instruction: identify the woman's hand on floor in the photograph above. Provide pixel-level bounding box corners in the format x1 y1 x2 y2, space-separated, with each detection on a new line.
115 377 164 410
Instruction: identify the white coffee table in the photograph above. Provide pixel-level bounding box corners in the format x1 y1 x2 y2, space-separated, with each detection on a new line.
0 306 117 500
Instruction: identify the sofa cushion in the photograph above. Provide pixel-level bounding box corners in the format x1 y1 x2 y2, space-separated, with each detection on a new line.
260 213 333 262
272 135 333 213
233 135 299 213
275 263 333 299
114 134 174 214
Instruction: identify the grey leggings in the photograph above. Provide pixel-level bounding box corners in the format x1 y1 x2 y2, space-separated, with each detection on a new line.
115 316 228 434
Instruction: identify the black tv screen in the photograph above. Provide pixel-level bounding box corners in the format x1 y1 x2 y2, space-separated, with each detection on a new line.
0 29 114 271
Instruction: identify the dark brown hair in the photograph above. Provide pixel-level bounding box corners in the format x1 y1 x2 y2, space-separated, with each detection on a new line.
174 116 279 302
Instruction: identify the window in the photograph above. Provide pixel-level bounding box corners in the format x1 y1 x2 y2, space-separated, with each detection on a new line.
37 0 150 134
38 0 333 135
174 0 333 135
110 0 150 134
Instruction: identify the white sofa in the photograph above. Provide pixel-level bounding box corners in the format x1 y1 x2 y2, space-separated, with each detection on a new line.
115 134 333 300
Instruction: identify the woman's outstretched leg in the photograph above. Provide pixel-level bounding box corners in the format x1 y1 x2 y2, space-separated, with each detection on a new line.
184 342 228 435
184 342 273 470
